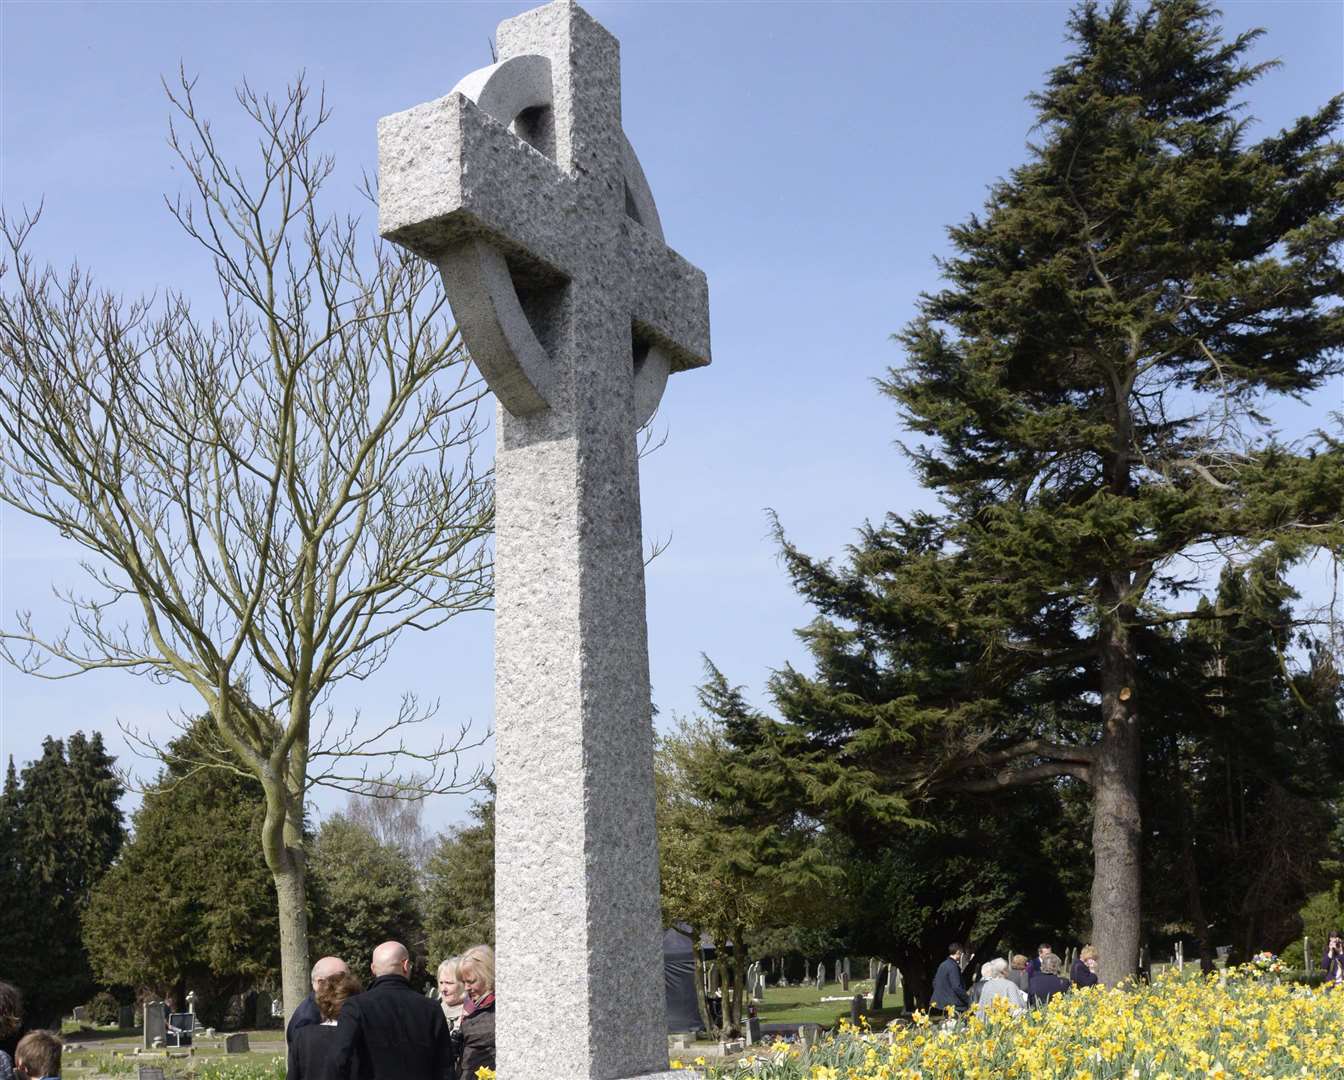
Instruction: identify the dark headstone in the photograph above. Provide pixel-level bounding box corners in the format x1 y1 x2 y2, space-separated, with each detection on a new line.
119 1005 135 1029
225 1033 250 1054
143 1002 167 1050
850 994 863 1026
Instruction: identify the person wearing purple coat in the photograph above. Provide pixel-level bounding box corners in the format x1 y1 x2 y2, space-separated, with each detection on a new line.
1324 930 1344 985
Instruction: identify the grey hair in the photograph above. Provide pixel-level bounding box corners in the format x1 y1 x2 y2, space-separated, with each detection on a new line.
1041 954 1063 975
981 957 1009 979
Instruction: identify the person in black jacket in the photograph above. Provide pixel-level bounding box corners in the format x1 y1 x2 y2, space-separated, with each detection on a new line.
1027 953 1071 1006
929 943 970 1014
287 971 362 1080
455 945 495 1080
288 956 351 1046
332 942 456 1080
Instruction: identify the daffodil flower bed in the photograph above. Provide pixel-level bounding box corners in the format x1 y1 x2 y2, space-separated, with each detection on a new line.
673 967 1344 1079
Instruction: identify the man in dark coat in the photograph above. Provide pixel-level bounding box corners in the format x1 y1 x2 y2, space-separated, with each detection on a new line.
288 955 350 1044
929 943 970 1013
332 941 456 1080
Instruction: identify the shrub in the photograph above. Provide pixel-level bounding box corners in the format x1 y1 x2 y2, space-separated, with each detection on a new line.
83 990 120 1026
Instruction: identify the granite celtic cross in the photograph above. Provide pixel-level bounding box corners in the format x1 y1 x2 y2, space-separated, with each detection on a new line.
378 3 710 1078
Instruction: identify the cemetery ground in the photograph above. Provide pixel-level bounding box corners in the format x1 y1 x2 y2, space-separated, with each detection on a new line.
55 1024 285 1080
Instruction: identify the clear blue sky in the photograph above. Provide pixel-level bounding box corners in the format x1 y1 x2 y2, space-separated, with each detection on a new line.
2 0 1341 830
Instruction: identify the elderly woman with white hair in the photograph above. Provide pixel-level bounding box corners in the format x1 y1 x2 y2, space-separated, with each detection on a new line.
975 957 1027 1019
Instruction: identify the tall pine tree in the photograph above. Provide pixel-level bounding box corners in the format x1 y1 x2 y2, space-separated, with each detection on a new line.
1 734 125 1023
771 0 1342 984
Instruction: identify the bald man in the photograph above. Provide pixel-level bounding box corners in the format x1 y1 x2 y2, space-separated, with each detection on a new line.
331 941 455 1080
287 955 350 1045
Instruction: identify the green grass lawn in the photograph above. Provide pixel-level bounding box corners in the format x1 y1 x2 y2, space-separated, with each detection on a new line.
58 1026 286 1079
754 980 906 1028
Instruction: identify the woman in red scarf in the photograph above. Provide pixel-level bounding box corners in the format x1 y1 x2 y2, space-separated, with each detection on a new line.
457 945 495 1080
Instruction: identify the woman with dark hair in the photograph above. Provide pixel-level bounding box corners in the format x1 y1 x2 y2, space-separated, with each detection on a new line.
287 971 362 1080
1324 930 1344 986
456 945 495 1080
0 981 22 1080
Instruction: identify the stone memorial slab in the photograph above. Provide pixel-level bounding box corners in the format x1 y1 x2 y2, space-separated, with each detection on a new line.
886 964 899 993
139 1069 166 1080
224 1033 250 1054
119 1005 135 1029
143 1002 166 1050
73 1006 87 1023
815 962 824 990
379 5 708 1073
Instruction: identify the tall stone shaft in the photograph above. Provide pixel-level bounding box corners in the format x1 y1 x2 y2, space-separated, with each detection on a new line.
378 2 710 1077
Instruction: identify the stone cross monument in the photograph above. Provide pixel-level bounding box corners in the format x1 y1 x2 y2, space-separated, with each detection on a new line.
378 3 710 1078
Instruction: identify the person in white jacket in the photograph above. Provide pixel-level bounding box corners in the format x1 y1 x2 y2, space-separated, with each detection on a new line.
975 957 1027 1020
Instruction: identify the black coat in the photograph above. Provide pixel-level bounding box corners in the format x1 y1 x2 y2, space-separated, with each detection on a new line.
456 998 495 1080
1071 959 1098 988
930 957 969 1011
332 975 456 1080
287 994 322 1046
1027 972 1071 1006
287 1021 339 1080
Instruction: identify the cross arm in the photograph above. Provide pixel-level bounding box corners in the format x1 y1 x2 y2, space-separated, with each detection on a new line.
379 92 580 280
622 220 711 372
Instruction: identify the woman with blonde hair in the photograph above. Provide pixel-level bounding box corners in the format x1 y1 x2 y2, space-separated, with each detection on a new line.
436 957 466 1031
456 945 495 1080
1072 945 1100 988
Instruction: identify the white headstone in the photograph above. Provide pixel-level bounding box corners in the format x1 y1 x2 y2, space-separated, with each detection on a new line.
379 4 708 1077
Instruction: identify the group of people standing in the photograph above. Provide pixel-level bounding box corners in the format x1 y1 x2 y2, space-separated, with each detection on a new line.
930 942 1098 1017
286 941 495 1080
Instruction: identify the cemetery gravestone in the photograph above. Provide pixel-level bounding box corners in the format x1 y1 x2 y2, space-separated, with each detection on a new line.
378 4 708 1076
886 964 899 994
119 1005 135 1029
139 1069 166 1080
225 1033 250 1054
143 1002 166 1050
815 962 824 990
840 970 850 992
72 1006 87 1024
253 992 271 1029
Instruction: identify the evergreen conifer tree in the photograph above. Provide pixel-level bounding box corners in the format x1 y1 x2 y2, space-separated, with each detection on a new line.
769 0 1342 984
2 735 124 1023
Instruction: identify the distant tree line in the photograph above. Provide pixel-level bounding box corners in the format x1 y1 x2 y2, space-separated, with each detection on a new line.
1 723 494 1029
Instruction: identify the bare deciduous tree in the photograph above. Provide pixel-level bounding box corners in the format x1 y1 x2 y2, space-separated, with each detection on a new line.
0 74 494 1013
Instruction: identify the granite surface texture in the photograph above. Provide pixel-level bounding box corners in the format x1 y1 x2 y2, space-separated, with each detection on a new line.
379 2 711 1077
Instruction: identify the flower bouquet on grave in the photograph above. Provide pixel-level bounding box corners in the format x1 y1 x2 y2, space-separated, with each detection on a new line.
1249 951 1287 979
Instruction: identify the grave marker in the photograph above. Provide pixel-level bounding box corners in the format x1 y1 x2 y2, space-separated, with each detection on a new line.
379 3 709 1077
143 1002 166 1050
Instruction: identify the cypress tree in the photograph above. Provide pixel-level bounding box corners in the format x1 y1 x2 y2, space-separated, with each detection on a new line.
772 0 1342 984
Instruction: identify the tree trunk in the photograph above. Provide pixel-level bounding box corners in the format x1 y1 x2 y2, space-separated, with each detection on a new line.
259 778 310 1019
871 964 887 1011
1174 753 1216 974
900 958 926 1012
690 929 714 1037
1091 581 1142 987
